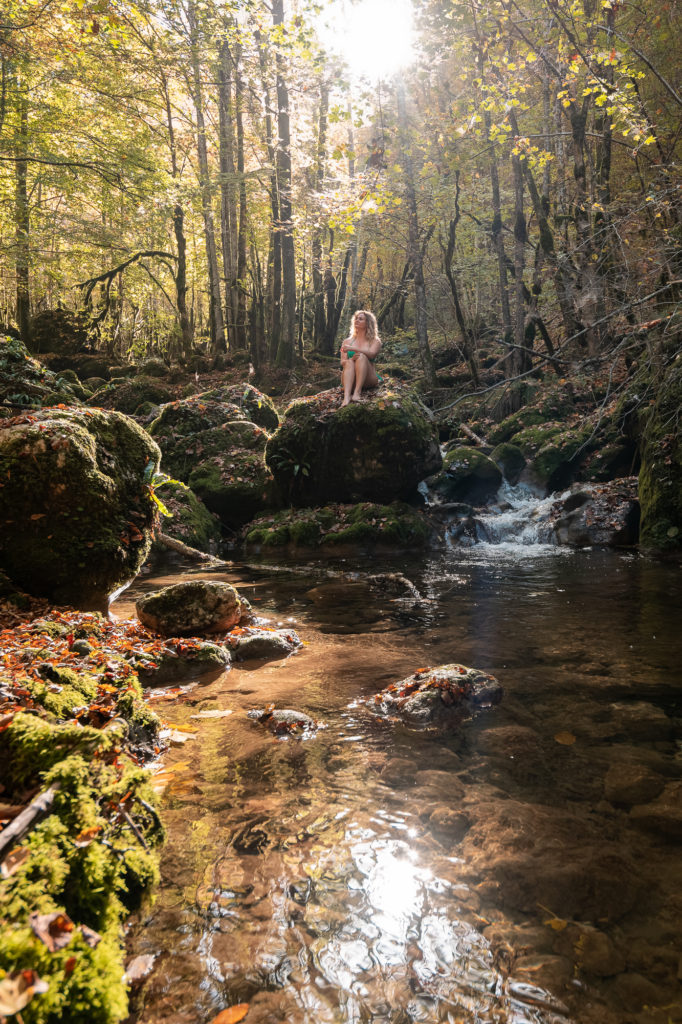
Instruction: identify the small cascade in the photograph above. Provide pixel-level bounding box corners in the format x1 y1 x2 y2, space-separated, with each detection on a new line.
437 480 566 552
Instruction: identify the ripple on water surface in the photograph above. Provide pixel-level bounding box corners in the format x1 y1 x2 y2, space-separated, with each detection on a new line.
118 548 682 1024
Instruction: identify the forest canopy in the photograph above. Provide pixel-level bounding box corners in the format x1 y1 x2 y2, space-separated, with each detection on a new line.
1 0 680 381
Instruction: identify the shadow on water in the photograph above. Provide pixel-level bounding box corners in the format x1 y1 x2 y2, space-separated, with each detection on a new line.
117 546 682 1024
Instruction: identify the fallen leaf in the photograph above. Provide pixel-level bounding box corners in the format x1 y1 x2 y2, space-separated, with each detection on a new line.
64 956 77 977
0 970 49 1015
125 953 156 982
73 825 102 848
211 1005 250 1024
553 731 576 746
1 845 30 878
81 924 102 948
29 912 75 952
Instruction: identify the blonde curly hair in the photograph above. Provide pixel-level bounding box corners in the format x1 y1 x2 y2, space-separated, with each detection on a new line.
349 309 379 343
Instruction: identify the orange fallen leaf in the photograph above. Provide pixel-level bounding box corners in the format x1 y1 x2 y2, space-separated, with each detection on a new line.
554 731 576 746
211 1005 250 1024
1 845 30 878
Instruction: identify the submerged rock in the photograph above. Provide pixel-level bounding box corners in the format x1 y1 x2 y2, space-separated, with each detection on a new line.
361 663 502 728
247 706 320 735
629 782 682 839
136 580 245 636
265 386 441 505
0 406 160 604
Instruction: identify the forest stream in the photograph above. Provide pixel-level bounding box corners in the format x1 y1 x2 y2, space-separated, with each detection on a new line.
113 543 682 1024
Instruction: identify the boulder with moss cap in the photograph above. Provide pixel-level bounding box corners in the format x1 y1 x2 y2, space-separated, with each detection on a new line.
135 579 245 636
0 406 160 604
265 385 441 505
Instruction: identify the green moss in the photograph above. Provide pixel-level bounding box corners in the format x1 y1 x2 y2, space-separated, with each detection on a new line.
152 480 221 553
0 714 163 1024
489 442 526 484
244 501 432 550
639 362 682 551
91 376 173 415
0 408 160 603
200 383 280 431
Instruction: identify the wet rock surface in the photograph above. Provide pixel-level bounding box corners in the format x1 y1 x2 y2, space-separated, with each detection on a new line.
247 706 320 735
136 579 245 636
135 639 230 685
227 626 301 661
360 663 503 728
551 477 640 547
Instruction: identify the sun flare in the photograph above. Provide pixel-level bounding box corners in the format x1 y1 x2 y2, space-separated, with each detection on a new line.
317 0 416 81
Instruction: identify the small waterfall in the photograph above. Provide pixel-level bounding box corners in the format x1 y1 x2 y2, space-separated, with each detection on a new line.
444 481 565 552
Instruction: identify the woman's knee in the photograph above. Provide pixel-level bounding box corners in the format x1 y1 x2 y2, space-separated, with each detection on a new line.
355 353 370 367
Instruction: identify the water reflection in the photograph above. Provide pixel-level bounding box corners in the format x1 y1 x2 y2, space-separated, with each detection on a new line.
121 548 681 1024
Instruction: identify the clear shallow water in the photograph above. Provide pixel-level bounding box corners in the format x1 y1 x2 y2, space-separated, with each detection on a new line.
116 548 682 1024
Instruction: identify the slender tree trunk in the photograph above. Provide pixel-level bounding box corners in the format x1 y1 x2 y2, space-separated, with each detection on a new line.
396 82 436 387
441 171 480 385
235 44 248 350
187 0 226 353
510 150 530 379
15 78 30 345
312 81 329 349
273 0 296 368
218 39 237 346
485 112 513 345
255 30 281 362
163 77 192 357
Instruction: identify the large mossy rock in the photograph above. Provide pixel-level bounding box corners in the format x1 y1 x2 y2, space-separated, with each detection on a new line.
91 376 175 416
429 445 502 504
28 308 96 355
199 383 280 431
0 407 160 604
265 387 441 505
0 335 81 413
186 421 276 526
136 580 245 636
244 501 435 550
152 480 222 553
638 362 682 552
149 397 246 477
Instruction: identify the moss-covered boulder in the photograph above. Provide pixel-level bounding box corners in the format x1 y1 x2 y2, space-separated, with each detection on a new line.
489 442 526 485
185 421 277 526
28 308 97 355
0 407 160 604
148 398 246 478
136 357 169 378
134 639 230 685
135 579 245 636
90 377 174 416
429 445 502 504
199 382 280 431
265 386 441 505
639 361 682 552
152 480 221 553
244 501 435 550
0 335 81 413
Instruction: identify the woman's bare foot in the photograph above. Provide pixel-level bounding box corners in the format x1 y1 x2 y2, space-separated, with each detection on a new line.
351 393 363 402
340 397 351 407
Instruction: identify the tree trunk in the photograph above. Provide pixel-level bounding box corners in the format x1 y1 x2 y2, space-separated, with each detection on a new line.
255 30 281 362
312 81 329 349
235 45 248 351
187 0 226 354
163 76 192 357
396 82 436 387
15 78 30 345
217 39 238 347
441 171 480 385
273 0 296 368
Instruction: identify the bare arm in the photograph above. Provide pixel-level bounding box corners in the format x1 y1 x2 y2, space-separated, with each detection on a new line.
340 337 382 360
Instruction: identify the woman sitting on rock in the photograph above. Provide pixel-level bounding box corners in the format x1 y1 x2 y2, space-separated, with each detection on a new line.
340 309 382 407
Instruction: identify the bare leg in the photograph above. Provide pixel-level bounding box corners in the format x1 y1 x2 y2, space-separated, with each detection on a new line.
341 360 355 406
351 354 378 400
